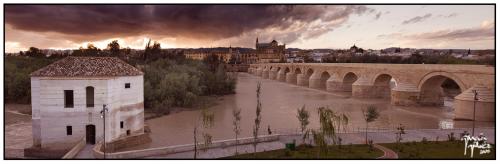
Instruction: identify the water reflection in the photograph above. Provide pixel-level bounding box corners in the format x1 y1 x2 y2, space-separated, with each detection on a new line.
123 73 493 151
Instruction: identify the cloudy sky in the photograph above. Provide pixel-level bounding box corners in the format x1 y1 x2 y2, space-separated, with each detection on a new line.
5 5 494 53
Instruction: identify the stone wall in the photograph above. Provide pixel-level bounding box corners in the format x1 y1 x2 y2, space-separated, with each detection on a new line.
104 131 152 153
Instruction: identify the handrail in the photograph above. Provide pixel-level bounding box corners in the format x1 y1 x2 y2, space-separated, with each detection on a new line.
62 138 86 159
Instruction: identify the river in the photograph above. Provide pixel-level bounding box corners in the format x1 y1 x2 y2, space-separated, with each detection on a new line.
121 72 493 151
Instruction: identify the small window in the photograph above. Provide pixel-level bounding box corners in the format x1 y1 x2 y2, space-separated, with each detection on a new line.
66 126 72 135
126 130 131 136
125 83 131 89
120 121 124 129
64 90 74 108
86 86 94 107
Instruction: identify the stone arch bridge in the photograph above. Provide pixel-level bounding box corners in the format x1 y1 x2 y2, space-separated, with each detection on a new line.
248 63 495 121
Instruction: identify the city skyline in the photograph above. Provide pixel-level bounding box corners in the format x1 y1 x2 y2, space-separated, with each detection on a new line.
5 5 495 53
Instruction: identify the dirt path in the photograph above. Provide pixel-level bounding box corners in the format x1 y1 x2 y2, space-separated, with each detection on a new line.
374 144 398 159
5 104 33 159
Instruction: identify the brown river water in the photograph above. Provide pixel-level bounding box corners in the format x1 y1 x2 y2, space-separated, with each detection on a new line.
121 72 493 151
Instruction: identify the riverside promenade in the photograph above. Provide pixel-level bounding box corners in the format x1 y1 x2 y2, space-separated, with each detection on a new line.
139 127 494 159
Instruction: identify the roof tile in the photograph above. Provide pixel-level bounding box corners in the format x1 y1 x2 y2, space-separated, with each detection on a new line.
31 56 143 77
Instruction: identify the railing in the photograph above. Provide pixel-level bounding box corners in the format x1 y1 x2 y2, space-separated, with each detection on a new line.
92 134 281 159
61 138 86 159
271 126 496 136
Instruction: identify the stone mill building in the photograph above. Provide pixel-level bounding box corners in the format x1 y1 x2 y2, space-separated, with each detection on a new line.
28 56 146 155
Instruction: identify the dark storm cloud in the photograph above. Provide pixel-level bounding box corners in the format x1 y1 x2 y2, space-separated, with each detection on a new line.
402 13 432 25
5 5 373 43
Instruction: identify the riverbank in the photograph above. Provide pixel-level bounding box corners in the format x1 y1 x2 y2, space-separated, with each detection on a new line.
144 95 224 120
5 104 33 159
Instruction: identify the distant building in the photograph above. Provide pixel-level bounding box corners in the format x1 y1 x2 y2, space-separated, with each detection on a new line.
256 38 286 63
28 56 146 155
184 47 233 63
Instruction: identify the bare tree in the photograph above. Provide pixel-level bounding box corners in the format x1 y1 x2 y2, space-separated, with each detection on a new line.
232 108 242 155
252 82 263 155
362 105 380 144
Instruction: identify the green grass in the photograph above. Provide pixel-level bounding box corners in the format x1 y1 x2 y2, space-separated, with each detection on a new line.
382 141 495 159
224 144 384 159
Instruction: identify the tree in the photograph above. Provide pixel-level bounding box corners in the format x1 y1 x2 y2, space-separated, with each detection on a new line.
25 47 45 58
232 108 242 155
193 108 214 159
107 40 120 56
144 39 162 61
203 53 224 73
362 105 380 144
314 107 349 157
252 82 263 155
395 123 406 146
296 105 310 144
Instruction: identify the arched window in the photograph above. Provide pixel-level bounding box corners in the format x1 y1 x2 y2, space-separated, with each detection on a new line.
86 86 94 107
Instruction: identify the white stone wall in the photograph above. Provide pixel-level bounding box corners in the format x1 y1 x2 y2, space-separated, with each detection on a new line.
31 75 144 150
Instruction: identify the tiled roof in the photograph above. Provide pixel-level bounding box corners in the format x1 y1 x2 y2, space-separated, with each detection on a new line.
31 56 143 77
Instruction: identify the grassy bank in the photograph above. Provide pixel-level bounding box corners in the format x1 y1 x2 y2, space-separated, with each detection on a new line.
382 141 495 159
225 144 384 159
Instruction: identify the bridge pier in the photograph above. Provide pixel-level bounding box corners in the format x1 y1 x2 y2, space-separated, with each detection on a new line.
277 69 286 82
262 69 269 79
256 68 262 76
390 83 420 106
308 72 322 89
269 69 277 80
286 72 297 84
352 77 392 98
297 73 309 86
326 76 347 92
352 77 375 98
454 86 494 121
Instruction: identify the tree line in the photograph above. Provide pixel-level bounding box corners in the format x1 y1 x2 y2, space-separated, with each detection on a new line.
319 53 495 65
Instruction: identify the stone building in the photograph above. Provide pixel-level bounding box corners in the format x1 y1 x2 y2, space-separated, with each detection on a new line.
184 47 259 64
184 47 233 63
29 56 145 154
255 38 286 63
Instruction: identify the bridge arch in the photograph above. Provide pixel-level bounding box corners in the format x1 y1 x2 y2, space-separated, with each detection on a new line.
342 72 358 92
284 67 291 74
305 68 314 78
294 67 302 74
418 72 465 106
318 71 331 90
372 73 397 98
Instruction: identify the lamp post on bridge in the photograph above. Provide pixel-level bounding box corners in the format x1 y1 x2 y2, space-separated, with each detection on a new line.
472 90 478 136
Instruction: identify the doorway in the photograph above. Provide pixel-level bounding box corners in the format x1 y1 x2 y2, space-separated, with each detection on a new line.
86 124 96 144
